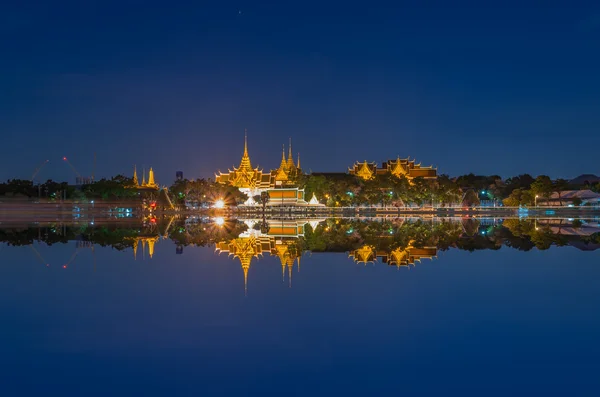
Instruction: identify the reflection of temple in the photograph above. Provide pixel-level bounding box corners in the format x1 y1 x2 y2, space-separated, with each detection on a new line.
215 219 311 294
215 133 324 207
350 243 437 268
129 236 160 259
349 157 437 181
132 165 159 189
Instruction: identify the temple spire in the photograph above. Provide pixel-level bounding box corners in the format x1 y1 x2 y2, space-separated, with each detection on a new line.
297 153 300 169
142 167 146 186
243 265 248 296
147 167 157 188
133 165 139 186
287 137 295 169
238 130 253 171
280 144 287 169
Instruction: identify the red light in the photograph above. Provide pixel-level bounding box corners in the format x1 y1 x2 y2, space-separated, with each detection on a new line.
63 157 67 161
150 202 157 208
63 265 67 269
150 218 157 223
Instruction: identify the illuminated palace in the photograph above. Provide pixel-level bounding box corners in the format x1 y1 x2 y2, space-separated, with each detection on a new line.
350 242 437 268
215 219 319 294
216 134 323 207
349 157 437 181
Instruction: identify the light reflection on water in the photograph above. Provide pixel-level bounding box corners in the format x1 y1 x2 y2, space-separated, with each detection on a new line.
0 217 599 396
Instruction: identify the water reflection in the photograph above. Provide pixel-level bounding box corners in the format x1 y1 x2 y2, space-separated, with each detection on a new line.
1 216 598 294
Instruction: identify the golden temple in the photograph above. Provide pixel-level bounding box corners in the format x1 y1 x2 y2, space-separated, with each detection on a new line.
215 132 316 206
132 166 159 189
349 243 437 268
214 219 308 294
349 157 437 181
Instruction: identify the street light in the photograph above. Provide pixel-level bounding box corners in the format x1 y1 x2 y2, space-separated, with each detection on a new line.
535 195 539 207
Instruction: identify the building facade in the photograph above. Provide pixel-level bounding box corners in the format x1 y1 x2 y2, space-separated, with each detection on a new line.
349 157 437 181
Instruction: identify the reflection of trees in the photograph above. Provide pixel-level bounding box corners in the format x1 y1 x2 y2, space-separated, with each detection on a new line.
0 218 596 255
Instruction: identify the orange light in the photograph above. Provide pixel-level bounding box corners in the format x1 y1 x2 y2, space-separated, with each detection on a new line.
63 156 67 161
63 265 67 269
150 217 157 223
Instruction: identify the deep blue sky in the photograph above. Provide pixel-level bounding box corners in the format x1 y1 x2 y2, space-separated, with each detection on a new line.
2 1 599 184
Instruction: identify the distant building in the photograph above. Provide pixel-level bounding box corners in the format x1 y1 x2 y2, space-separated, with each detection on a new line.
349 157 437 181
215 134 316 206
538 190 600 206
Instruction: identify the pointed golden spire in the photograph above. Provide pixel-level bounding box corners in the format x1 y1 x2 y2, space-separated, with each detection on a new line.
297 255 300 272
297 153 300 169
288 261 292 288
238 130 253 172
147 237 156 259
133 165 139 186
280 144 287 169
243 265 249 296
147 167 157 188
133 238 139 260
287 137 295 169
142 167 146 186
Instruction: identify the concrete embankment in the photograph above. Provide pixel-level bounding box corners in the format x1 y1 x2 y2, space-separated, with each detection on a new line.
0 200 143 225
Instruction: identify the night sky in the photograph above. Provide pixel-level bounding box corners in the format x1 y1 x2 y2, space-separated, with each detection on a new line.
2 1 599 185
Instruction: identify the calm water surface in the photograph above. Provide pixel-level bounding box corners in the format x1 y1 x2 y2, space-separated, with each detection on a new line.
1 218 599 396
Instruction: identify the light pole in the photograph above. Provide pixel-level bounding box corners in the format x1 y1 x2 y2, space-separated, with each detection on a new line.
535 195 538 207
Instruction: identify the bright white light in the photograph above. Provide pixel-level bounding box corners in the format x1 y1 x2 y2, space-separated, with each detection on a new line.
215 217 225 226
214 199 225 209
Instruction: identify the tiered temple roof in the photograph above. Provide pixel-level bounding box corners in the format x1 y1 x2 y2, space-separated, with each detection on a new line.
349 157 437 181
349 243 437 268
216 132 302 190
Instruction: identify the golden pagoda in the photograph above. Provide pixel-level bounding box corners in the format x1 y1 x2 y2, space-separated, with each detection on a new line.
215 132 272 190
128 236 160 260
132 166 159 189
215 235 270 295
274 145 289 182
349 157 437 181
216 132 311 206
146 167 158 189
132 165 139 186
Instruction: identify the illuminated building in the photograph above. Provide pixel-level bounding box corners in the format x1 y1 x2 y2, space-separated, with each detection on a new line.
215 219 317 293
130 236 160 259
350 243 437 268
131 166 160 189
349 157 437 181
216 133 323 207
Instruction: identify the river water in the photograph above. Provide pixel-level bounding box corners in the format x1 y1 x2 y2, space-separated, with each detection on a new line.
0 217 599 396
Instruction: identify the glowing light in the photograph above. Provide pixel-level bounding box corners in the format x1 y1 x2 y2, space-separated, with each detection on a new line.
215 217 225 226
214 199 225 209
